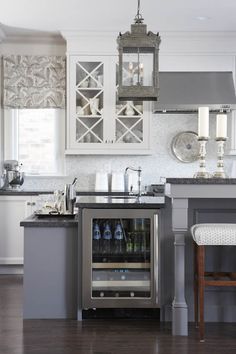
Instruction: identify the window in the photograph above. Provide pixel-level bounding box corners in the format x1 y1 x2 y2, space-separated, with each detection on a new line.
4 109 65 176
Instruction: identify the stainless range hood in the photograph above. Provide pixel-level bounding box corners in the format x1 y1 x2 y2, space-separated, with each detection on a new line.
153 72 236 113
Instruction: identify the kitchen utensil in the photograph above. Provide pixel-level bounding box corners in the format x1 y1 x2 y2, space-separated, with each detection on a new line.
76 106 84 115
64 183 76 214
89 98 100 115
125 101 135 116
72 177 78 186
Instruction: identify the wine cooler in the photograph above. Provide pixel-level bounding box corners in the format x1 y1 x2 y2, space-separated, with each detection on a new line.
82 209 159 308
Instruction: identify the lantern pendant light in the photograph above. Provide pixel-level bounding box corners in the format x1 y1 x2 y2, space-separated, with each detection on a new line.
117 0 161 101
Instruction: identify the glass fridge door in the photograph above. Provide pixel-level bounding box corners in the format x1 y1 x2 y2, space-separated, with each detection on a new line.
91 217 151 299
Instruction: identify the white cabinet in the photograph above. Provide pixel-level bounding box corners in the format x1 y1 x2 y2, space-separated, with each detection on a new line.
66 55 151 155
0 195 37 265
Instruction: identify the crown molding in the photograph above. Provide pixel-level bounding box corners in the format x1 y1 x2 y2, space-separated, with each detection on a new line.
160 31 236 39
61 30 117 40
2 34 65 45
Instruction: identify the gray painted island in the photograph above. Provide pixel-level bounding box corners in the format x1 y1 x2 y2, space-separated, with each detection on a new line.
166 178 236 336
21 195 165 320
20 215 78 319
20 185 236 334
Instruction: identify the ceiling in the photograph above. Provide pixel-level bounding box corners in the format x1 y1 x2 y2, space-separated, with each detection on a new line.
1 0 236 37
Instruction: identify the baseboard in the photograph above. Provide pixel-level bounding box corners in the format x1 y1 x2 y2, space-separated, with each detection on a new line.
0 265 23 274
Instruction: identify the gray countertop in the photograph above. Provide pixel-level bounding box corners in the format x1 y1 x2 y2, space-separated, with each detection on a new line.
166 178 236 184
0 189 53 195
20 214 78 227
76 195 165 209
20 195 165 227
0 189 151 196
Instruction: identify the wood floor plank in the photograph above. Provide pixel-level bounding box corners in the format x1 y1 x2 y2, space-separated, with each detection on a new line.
0 275 235 354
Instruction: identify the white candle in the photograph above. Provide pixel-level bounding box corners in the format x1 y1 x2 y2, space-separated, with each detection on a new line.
129 62 133 75
216 114 227 138
139 63 143 85
129 62 133 85
198 107 209 138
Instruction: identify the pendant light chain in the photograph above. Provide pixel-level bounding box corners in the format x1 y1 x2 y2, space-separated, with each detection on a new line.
134 0 144 23
137 0 140 17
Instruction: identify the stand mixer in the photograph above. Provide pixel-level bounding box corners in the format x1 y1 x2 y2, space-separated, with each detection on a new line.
1 160 24 190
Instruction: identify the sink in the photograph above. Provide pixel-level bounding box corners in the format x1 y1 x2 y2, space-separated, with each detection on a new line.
103 195 165 204
104 195 137 199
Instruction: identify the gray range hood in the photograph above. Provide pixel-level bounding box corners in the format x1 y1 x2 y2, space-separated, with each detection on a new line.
153 72 236 113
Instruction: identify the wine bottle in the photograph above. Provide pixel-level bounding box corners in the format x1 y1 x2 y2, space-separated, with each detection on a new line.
102 221 112 254
93 220 101 253
113 222 124 254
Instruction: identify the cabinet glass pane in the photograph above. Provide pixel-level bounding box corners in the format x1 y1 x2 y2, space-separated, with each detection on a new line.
75 61 104 143
91 217 151 298
115 64 144 144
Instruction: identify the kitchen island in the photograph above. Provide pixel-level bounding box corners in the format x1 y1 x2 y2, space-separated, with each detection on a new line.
166 178 236 336
20 214 78 319
21 195 165 320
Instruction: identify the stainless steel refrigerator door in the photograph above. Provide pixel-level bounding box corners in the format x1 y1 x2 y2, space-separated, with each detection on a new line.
82 209 159 308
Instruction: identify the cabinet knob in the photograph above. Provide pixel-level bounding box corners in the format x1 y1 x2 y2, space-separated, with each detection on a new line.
31 202 36 206
27 202 31 206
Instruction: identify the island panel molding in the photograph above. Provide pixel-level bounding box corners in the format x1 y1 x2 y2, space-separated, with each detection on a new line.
167 179 236 335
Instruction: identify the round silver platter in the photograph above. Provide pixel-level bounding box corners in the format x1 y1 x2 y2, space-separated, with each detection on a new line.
171 131 199 163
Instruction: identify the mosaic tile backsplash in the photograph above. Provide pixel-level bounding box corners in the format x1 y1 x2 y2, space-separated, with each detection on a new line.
23 113 236 191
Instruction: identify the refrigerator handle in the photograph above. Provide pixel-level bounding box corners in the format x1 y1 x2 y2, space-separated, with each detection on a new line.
153 213 159 305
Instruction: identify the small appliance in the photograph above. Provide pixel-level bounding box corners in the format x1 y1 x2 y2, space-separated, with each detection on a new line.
1 160 24 190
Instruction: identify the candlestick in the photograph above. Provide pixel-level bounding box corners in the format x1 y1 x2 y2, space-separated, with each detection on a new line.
198 107 209 138
194 137 211 178
213 138 227 178
216 114 227 138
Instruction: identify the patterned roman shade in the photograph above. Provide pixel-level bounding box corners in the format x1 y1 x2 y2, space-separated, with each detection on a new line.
3 55 66 108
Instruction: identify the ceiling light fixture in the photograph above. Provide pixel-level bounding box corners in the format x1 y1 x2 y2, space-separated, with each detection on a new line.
117 0 161 101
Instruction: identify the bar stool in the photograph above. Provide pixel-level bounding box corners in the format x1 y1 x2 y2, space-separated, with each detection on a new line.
191 223 236 341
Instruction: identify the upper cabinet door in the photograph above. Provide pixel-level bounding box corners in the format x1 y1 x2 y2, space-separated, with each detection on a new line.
67 56 106 150
66 55 152 155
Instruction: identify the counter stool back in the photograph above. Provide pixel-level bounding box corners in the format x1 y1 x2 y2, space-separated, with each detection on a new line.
191 223 236 341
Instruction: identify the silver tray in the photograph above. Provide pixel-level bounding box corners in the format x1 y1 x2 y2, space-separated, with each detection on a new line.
35 211 76 218
171 131 199 163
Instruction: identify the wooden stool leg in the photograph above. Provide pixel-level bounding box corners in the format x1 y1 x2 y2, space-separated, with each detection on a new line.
193 242 199 328
197 245 205 342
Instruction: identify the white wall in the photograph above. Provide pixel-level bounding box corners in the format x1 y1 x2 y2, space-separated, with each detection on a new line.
22 112 236 191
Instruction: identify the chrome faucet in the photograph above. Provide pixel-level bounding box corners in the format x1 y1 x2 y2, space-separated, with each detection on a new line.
125 166 142 198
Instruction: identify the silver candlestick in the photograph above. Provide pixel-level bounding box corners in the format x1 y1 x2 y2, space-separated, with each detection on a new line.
213 138 227 178
194 137 211 178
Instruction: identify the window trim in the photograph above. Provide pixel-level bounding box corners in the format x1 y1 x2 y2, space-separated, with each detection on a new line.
4 109 66 177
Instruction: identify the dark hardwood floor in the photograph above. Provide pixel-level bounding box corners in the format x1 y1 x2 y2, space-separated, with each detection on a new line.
0 275 235 354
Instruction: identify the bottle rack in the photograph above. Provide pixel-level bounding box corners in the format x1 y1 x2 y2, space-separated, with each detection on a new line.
82 209 159 308
91 217 151 298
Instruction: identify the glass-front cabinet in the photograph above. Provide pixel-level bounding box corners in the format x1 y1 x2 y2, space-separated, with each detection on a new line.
82 209 159 308
66 55 151 154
